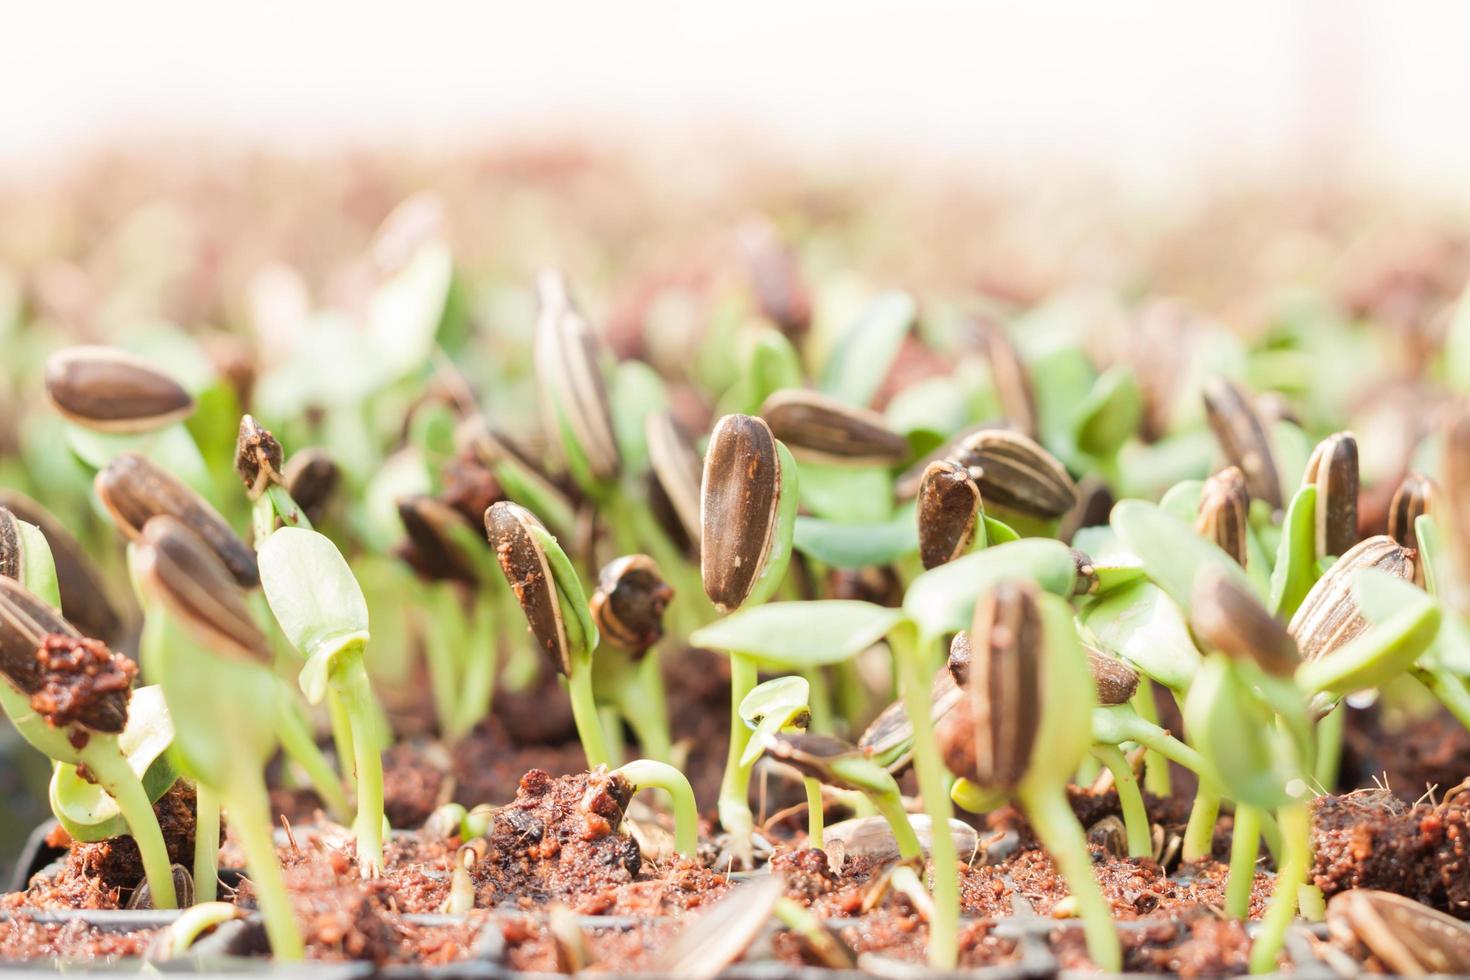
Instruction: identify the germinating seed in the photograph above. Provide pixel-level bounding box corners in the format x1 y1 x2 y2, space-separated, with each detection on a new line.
1086 649 1140 706
282 449 339 524
534 269 620 482
645 411 702 545
1190 565 1300 677
916 459 981 570
1387 472 1434 552
1288 535 1415 663
700 414 780 613
44 346 194 434
485 501 570 674
235 415 285 498
0 576 80 694
590 554 672 652
1303 431 1360 559
1201 378 1283 511
759 389 909 466
1195 466 1249 567
95 454 260 589
952 429 1077 519
397 495 480 584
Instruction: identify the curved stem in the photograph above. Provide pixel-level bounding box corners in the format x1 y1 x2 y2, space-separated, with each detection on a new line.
1250 802 1310 974
894 625 958 970
567 664 610 769
718 652 759 862
193 783 220 904
1131 683 1172 797
1225 803 1261 919
227 775 304 960
1313 702 1345 792
870 788 922 861
1020 782 1121 973
1093 745 1152 858
614 759 699 858
275 692 351 822
78 740 177 909
331 652 384 877
804 777 825 850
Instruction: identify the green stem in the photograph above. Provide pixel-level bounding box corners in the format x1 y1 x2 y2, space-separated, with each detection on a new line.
275 693 351 822
871 788 922 861
1250 802 1310 974
614 759 699 858
325 687 356 797
804 667 832 733
227 775 304 960
331 651 384 877
1225 803 1261 919
894 625 958 970
1258 809 1282 865
1132 682 1172 797
599 705 626 768
718 652 759 863
422 588 463 739
451 594 499 742
1313 702 1345 792
567 665 610 769
78 740 177 909
1182 789 1221 863
1419 667 1470 732
194 783 220 904
804 777 825 850
617 650 672 763
1020 782 1120 973
1093 745 1152 858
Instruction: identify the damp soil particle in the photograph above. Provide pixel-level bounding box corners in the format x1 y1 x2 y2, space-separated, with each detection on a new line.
29 634 135 734
1001 847 1273 920
0 916 156 959
1052 906 1255 976
7 780 205 908
1310 788 1470 916
1341 702 1470 801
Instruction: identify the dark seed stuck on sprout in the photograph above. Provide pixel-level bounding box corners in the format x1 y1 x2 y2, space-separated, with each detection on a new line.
1196 466 1249 567
1288 536 1415 664
1387 472 1434 552
44 346 194 434
397 495 480 584
1201 378 1282 511
234 415 285 499
645 411 702 547
485 501 570 675
134 516 273 664
952 429 1077 520
95 454 259 589
283 449 340 524
1087 649 1140 706
1304 431 1360 559
760 389 909 467
30 633 135 734
0 576 80 695
534 270 620 482
917 459 981 570
759 731 869 790
0 491 124 644
700 414 780 614
590 555 672 653
1190 565 1301 678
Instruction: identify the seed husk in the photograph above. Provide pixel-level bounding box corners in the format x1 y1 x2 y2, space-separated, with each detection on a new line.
1190 565 1300 678
700 414 780 613
0 506 20 582
1387 472 1434 552
1195 466 1249 567
397 495 481 584
95 454 259 589
973 316 1037 438
759 731 868 789
653 874 785 980
533 269 620 483
1303 431 1360 559
1327 889 1470 976
1201 378 1282 511
893 423 990 499
485 501 570 675
1088 815 1129 861
1288 535 1415 663
738 216 811 337
937 580 1043 792
234 415 284 499
283 449 340 524
0 576 79 694
44 346 194 434
760 389 910 467
0 491 124 645
953 429 1077 520
1087 649 1140 706
133 516 273 664
857 667 963 772
645 411 702 546
30 632 134 733
590 554 673 653
917 459 982 570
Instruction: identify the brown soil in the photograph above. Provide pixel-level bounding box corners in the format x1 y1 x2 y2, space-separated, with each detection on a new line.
1310 788 1470 916
501 915 679 973
1052 907 1256 976
0 916 156 959
1002 848 1273 919
30 635 135 735
1341 702 1470 801
5 780 203 908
